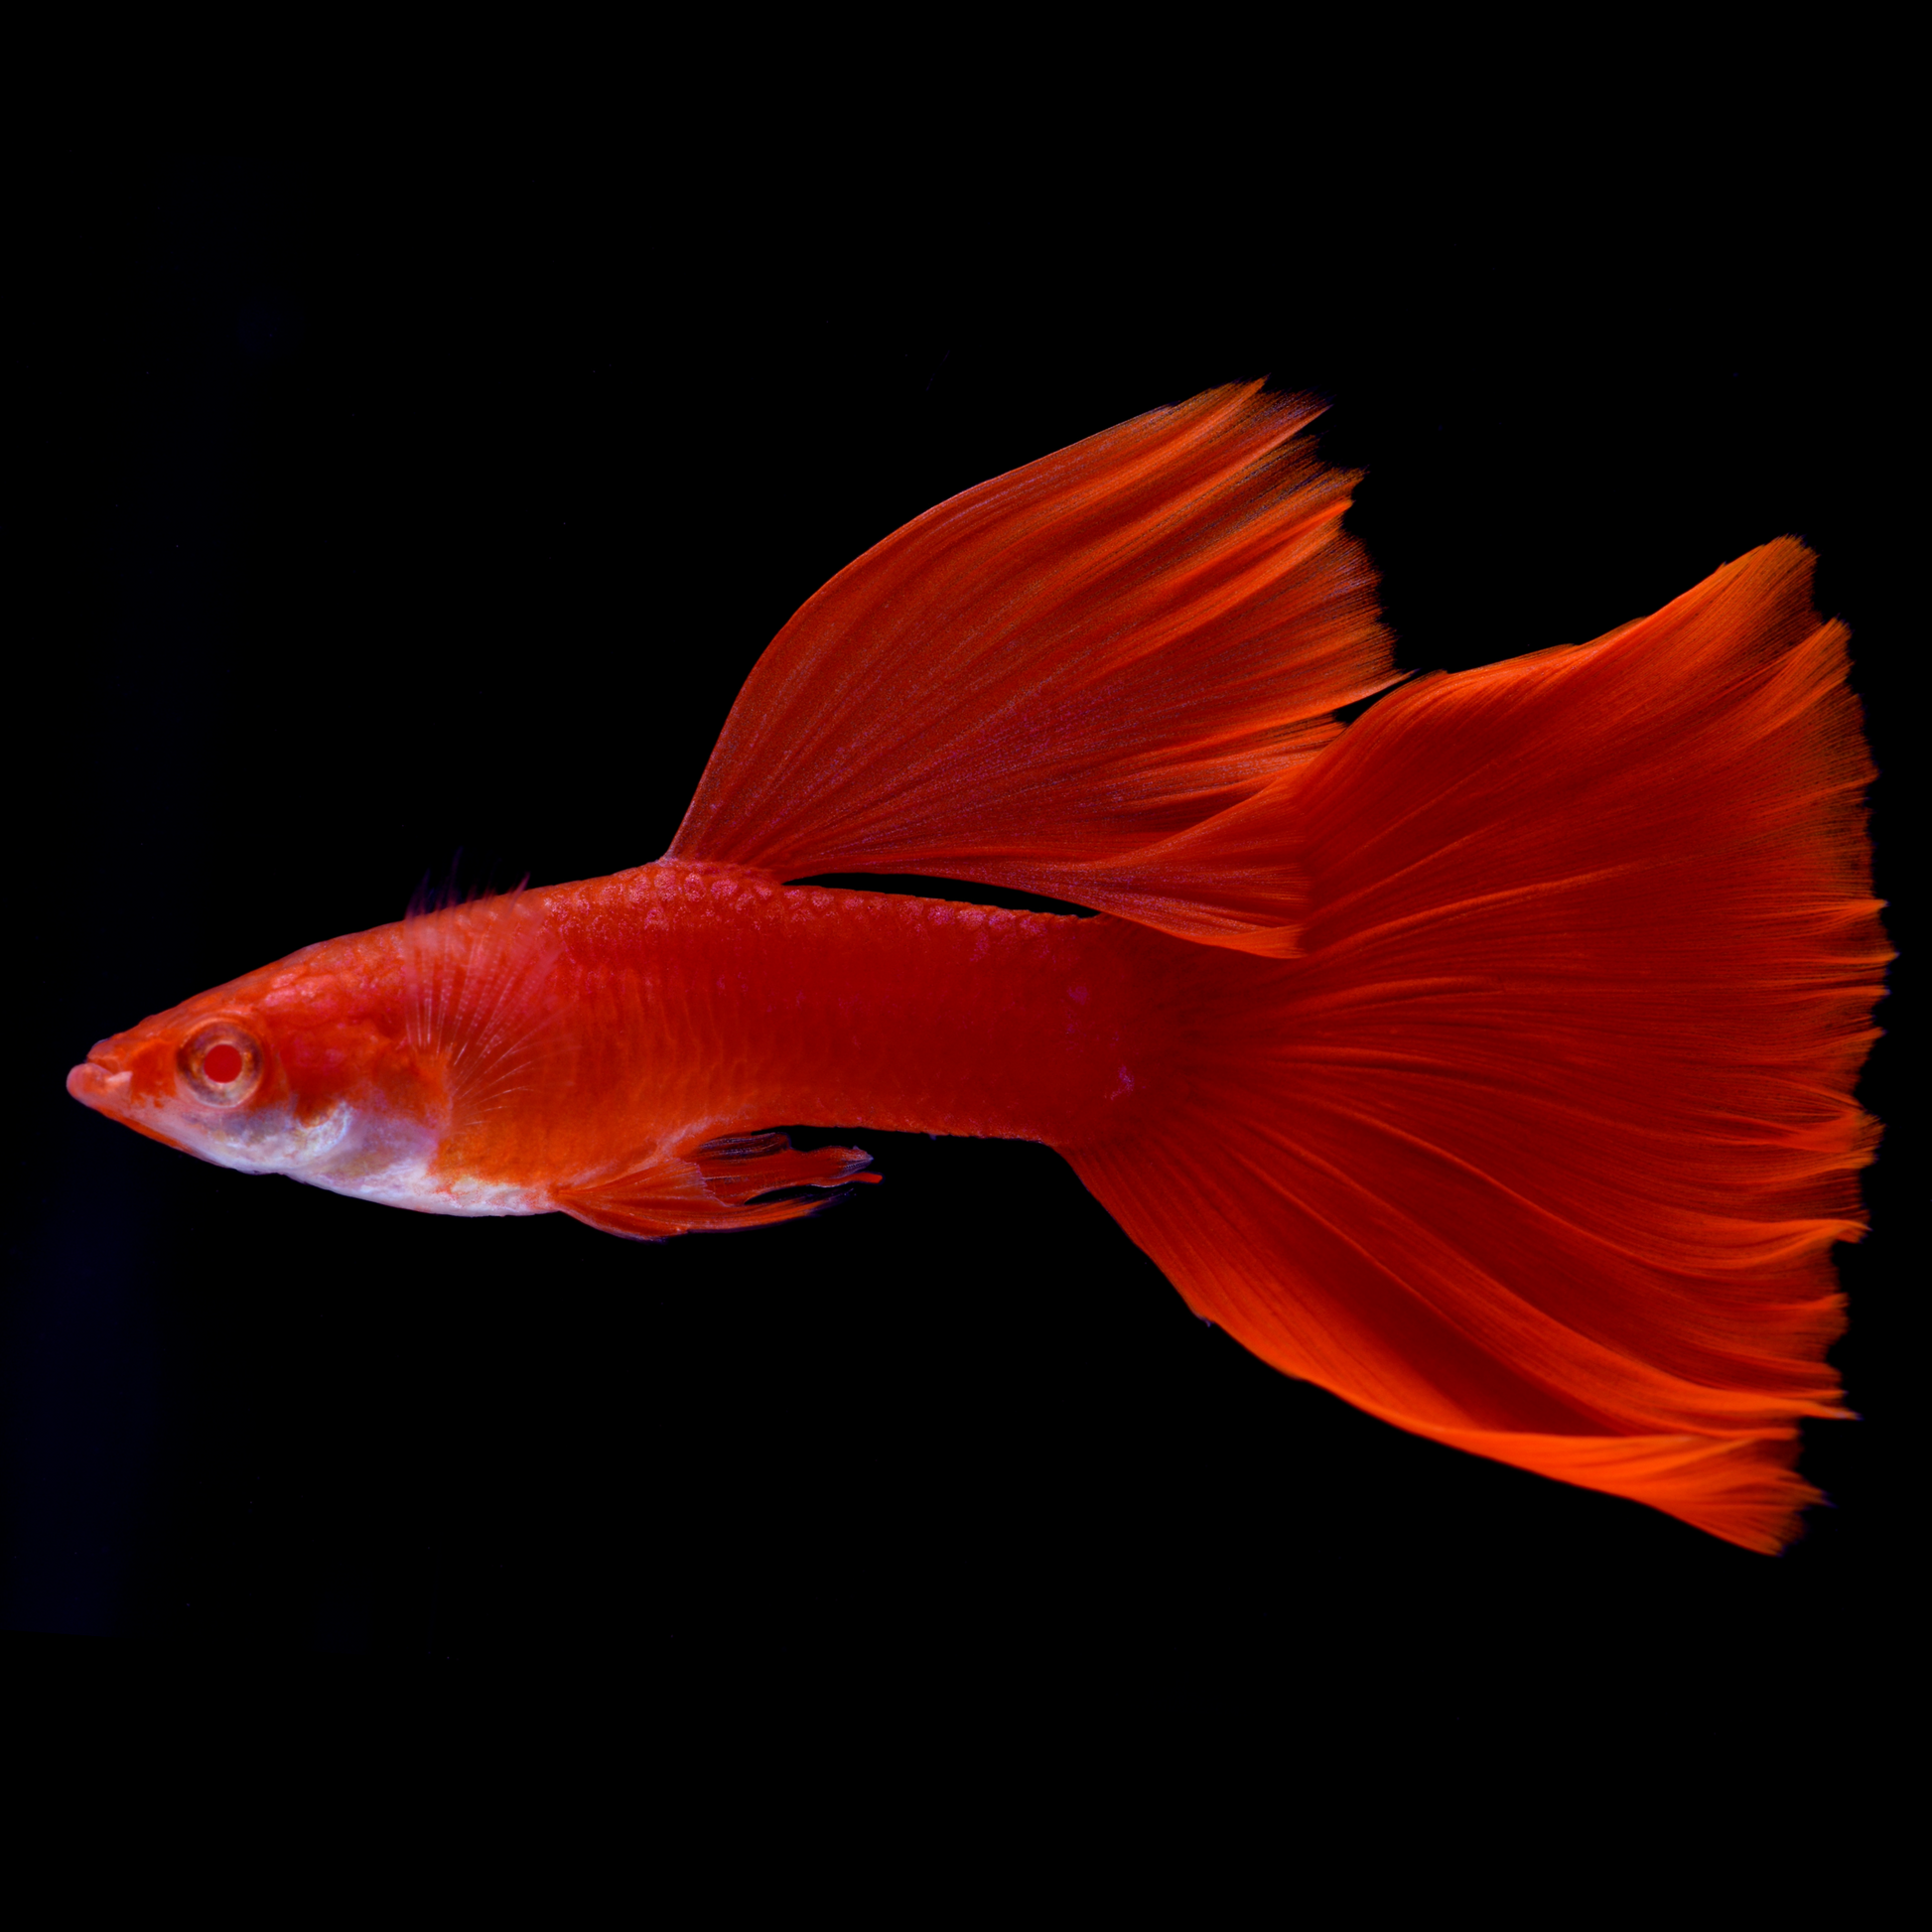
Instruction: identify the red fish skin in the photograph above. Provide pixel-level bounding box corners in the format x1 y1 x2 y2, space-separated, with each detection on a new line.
504 864 1168 1155
66 860 1183 1221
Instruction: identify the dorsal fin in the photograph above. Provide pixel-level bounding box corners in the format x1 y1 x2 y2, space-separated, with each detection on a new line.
667 383 1399 949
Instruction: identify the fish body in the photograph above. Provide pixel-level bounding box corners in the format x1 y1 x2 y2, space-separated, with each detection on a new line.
70 862 1172 1230
69 383 1886 1553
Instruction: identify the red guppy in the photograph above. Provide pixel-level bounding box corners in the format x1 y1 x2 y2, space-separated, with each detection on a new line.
69 386 1887 1552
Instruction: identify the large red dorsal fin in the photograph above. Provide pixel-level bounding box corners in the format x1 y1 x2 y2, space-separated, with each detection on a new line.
667 383 1398 950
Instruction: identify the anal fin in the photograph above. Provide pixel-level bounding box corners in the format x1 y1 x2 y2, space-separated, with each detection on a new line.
554 1132 877 1240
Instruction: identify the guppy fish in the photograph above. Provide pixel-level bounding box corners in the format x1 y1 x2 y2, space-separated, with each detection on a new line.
68 384 1886 1553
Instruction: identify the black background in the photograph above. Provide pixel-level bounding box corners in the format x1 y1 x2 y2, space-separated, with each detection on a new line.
6 159 1909 1725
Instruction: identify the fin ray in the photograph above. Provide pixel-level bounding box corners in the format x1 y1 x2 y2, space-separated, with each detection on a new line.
668 382 1397 950
554 1132 875 1240
399 890 567 1147
1065 540 1885 1551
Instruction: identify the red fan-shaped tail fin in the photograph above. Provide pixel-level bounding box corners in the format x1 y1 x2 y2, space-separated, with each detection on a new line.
1066 540 1885 1551
667 382 1397 951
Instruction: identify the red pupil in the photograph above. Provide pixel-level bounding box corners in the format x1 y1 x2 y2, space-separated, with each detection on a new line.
203 1043 245 1083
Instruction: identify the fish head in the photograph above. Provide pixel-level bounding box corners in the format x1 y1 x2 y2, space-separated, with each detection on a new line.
66 929 449 1190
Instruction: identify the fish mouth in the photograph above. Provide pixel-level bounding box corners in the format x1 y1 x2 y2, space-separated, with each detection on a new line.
67 1053 192 1154
67 1056 132 1111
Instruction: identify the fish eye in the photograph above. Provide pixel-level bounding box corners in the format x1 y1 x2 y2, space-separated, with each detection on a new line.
179 1023 264 1106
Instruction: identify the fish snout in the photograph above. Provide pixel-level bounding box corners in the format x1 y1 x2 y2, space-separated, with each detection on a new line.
66 1050 138 1112
67 1043 199 1153
67 1055 134 1112
68 1033 159 1109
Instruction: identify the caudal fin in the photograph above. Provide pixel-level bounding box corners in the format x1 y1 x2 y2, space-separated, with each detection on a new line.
1068 540 1885 1552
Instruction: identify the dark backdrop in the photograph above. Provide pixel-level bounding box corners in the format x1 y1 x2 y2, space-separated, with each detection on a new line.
7 161 1908 1723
